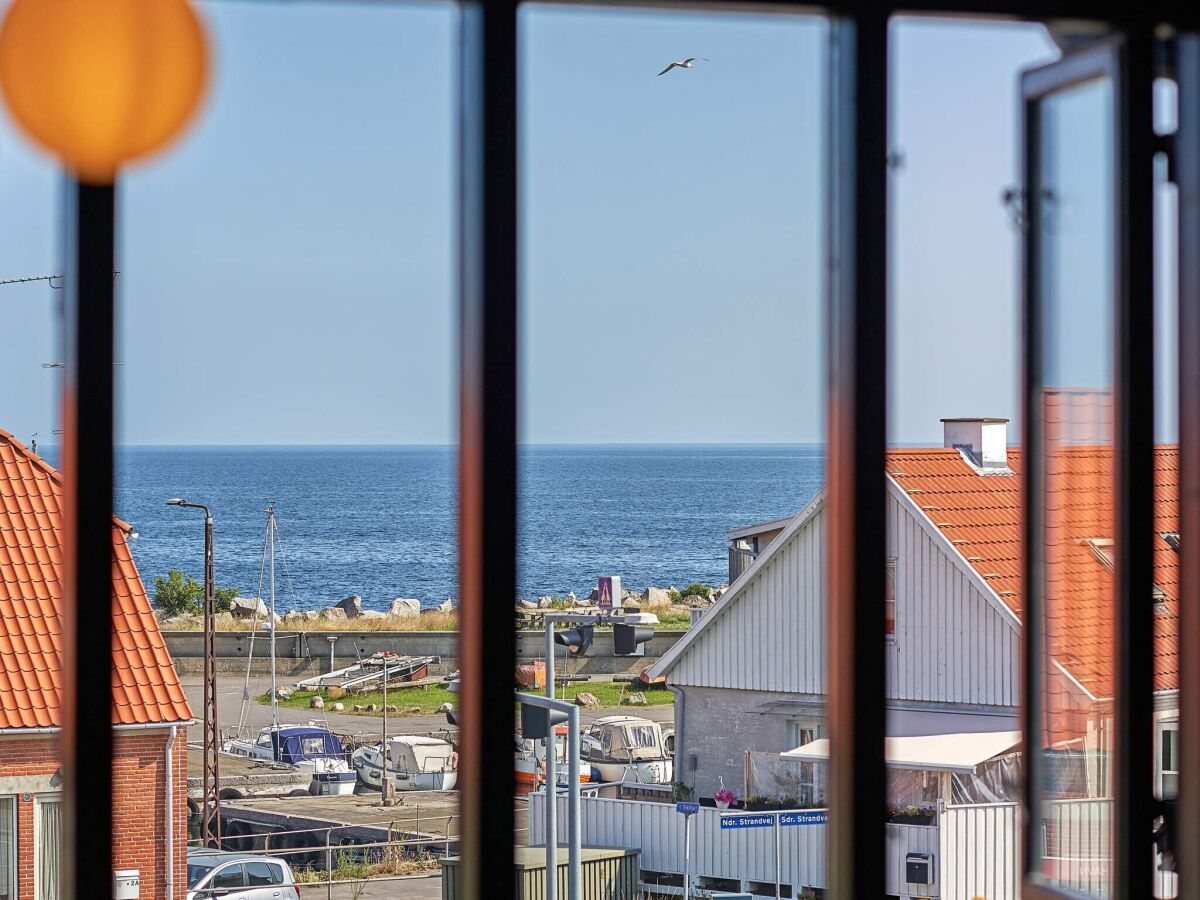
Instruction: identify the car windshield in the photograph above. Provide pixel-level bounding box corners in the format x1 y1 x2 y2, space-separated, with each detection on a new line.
187 861 216 888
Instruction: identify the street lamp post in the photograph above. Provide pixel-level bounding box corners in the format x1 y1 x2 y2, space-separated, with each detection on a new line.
167 497 221 844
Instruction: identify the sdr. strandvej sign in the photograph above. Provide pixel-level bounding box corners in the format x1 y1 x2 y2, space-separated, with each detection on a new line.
780 811 827 826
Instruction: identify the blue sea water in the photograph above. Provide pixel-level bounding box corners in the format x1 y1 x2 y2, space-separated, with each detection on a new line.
107 445 824 612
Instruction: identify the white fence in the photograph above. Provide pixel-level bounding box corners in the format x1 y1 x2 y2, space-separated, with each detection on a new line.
529 794 939 897
530 795 1178 899
941 802 1020 900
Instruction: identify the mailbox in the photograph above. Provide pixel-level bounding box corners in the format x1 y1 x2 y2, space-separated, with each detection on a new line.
113 868 140 900
906 852 934 884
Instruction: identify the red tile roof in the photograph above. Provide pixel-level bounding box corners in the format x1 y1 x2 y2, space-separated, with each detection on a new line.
886 445 1179 697
0 430 193 729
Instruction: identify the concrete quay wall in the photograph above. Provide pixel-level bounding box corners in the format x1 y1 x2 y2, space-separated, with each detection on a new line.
165 629 686 677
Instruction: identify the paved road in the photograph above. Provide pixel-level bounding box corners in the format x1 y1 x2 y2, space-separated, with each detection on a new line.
181 674 673 742
314 874 441 899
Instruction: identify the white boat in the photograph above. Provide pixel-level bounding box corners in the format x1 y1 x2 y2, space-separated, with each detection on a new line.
581 715 673 784
515 724 596 794
222 505 357 797
224 724 358 795
352 735 458 791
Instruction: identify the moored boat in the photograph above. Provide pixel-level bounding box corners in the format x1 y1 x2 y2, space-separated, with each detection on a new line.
352 735 458 791
223 725 358 795
580 715 673 784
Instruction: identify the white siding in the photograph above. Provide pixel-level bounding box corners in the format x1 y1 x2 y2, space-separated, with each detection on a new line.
670 502 826 692
667 487 1019 708
886 488 1020 707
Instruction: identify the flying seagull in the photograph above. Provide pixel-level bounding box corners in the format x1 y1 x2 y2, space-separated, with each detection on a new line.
657 57 709 76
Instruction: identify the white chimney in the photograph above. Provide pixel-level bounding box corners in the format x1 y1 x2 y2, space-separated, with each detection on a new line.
942 417 1009 470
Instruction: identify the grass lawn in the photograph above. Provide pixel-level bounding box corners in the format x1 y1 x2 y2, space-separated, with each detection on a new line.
260 680 673 717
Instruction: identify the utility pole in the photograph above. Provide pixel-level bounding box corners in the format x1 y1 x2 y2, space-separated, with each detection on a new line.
381 656 391 804
167 498 221 844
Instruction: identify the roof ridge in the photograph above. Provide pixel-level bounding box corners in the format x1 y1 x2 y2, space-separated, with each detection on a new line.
0 428 64 487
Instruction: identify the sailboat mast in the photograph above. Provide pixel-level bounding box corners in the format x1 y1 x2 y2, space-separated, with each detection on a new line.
268 504 278 731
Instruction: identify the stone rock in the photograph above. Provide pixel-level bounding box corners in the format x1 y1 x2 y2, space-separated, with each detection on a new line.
161 613 201 629
336 595 363 618
319 607 348 621
565 591 577 606
366 704 378 713
284 609 320 623
625 692 648 706
437 597 456 613
331 702 345 712
353 704 367 712
385 705 399 714
621 598 641 610
275 688 292 701
645 587 672 609
589 588 599 603
229 596 269 620
388 598 421 618
359 610 387 620
438 702 453 713
537 596 556 609
516 598 537 610
326 687 348 700
408 706 421 714
575 692 600 708
309 696 324 710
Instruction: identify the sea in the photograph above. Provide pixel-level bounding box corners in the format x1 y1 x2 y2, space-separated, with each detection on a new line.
97 445 825 612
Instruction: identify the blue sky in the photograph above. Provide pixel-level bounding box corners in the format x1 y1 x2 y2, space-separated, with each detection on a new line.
0 5 1069 446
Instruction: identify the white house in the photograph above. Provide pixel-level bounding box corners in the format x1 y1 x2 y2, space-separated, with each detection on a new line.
648 417 1180 802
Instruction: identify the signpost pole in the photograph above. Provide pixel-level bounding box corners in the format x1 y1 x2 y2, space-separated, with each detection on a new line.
676 801 699 900
774 812 781 900
543 626 557 900
684 813 692 900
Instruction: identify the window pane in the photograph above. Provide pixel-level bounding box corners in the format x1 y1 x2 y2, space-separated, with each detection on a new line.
36 800 60 900
212 865 246 889
519 7 826 895
1033 74 1116 898
888 18 1054 895
0 797 14 900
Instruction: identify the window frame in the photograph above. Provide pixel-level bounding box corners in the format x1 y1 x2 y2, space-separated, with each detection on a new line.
1156 720 1179 800
53 4 1200 900
1019 33 1156 900
0 795 15 900
33 795 61 900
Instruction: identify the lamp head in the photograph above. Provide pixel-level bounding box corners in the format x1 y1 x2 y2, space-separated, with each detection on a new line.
166 498 187 506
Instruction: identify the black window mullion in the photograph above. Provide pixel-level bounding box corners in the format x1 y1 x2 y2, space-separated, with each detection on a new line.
60 179 116 900
1112 27 1155 900
824 12 889 897
456 0 519 898
1176 31 1200 893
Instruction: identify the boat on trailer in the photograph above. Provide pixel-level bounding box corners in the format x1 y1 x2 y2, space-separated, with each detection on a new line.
352 735 458 791
224 725 358 795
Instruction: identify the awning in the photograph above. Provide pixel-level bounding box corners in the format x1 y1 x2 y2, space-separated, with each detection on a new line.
781 731 1022 774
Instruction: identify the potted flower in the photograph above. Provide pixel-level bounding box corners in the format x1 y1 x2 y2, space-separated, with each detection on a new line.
714 777 736 810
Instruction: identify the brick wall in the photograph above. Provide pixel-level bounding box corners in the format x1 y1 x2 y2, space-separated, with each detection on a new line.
1 727 187 900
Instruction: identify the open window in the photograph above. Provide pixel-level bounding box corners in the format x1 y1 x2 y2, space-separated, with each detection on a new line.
1020 33 1156 898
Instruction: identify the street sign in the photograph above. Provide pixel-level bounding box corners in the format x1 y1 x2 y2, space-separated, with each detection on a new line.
676 801 699 816
719 813 775 830
780 810 827 826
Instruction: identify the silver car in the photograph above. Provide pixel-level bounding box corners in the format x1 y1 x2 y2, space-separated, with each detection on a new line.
186 849 302 900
